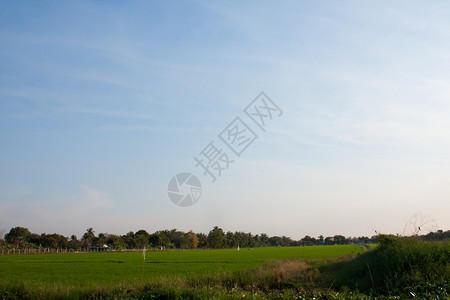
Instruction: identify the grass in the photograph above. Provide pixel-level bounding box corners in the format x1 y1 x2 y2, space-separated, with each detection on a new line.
0 245 364 284
0 239 448 299
321 236 449 296
0 245 364 298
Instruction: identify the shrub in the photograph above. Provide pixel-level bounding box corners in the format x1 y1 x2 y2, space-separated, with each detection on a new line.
322 235 449 296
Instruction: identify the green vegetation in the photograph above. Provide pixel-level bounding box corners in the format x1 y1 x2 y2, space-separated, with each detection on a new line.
322 235 449 297
0 245 363 291
1 226 385 251
0 237 448 299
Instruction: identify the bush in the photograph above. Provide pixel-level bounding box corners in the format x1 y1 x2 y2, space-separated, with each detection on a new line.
322 235 449 296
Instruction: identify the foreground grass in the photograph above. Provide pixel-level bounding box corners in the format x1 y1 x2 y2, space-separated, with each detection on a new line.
0 239 448 299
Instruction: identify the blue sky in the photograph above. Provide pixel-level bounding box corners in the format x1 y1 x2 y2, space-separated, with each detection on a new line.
1 1 449 239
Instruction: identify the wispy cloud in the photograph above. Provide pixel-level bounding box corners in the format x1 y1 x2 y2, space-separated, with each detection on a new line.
1 1 450 237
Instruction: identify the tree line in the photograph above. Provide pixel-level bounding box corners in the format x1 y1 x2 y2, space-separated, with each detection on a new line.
1 226 448 251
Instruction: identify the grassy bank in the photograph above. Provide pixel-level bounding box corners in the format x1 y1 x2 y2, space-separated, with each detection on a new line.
322 235 449 297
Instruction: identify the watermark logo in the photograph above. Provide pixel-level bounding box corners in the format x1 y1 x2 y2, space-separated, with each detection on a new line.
167 92 283 207
167 173 202 207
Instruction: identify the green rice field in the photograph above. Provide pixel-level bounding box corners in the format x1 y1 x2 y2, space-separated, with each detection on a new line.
0 245 364 289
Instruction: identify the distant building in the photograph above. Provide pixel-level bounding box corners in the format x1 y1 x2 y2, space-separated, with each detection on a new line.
89 244 111 252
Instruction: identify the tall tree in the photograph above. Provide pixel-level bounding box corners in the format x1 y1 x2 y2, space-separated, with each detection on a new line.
185 232 199 249
259 233 269 246
5 227 31 245
69 235 79 249
82 228 95 248
208 226 225 249
197 233 208 248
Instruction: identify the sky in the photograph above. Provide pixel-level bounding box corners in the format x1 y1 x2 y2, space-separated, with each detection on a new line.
1 0 449 240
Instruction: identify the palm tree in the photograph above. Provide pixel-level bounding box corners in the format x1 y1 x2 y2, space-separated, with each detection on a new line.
82 228 95 248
